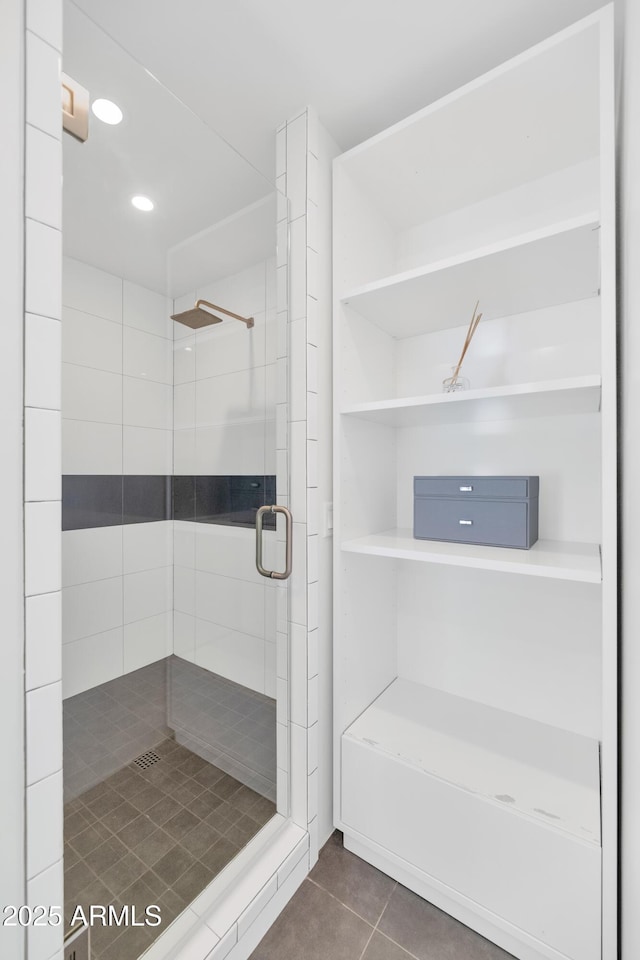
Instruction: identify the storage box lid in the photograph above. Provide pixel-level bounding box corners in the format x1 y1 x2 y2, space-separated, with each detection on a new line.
414 476 539 500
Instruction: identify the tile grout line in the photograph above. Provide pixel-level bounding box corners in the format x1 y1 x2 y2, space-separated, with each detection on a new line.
370 880 426 960
305 876 378 929
357 925 376 960
370 930 423 960
372 879 397 929
306 870 422 960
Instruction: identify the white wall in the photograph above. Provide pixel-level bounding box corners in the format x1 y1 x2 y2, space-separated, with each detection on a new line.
62 256 174 475
172 259 276 476
61 257 174 697
172 259 278 696
619 0 640 955
62 523 173 697
174 521 277 697
0 0 26 956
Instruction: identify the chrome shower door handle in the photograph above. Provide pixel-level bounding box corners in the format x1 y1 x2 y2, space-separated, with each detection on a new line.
255 505 293 580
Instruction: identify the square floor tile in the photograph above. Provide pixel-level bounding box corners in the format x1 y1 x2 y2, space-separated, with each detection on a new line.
153 845 195 887
378 885 515 960
250 880 372 960
362 932 415 960
310 831 396 925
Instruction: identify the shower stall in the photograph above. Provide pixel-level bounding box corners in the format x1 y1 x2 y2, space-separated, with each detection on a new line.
58 5 298 957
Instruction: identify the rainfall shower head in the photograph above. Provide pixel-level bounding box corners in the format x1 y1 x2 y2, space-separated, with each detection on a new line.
171 299 254 330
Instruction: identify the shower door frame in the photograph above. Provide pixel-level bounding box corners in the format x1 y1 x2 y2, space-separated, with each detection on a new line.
115 170 316 958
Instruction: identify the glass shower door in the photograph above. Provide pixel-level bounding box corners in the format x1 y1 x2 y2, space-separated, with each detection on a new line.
169 218 286 818
60 5 290 957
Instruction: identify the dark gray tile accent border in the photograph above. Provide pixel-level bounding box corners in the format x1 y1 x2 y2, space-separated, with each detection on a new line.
62 475 124 530
191 476 276 530
124 475 173 525
173 476 196 523
62 475 276 531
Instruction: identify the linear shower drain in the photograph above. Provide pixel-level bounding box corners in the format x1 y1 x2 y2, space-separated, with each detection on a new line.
133 749 161 770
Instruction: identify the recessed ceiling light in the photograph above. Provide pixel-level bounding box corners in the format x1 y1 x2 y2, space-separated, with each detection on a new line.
91 98 123 125
131 195 154 212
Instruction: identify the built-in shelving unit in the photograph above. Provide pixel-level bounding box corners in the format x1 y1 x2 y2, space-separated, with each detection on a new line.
333 9 616 960
342 530 601 583
341 374 601 427
344 678 601 843
342 214 600 339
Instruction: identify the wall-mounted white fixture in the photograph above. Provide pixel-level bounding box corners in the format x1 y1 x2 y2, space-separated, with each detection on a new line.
131 195 154 212
91 98 123 125
62 73 89 142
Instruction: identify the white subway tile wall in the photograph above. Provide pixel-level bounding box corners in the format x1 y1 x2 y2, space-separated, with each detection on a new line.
60 257 174 700
62 576 124 645
25 592 62 692
23 5 64 951
277 106 337 859
26 682 63 786
25 219 62 319
61 522 174 696
61 306 122 372
62 419 123 474
25 770 63 879
123 278 173 338
123 611 173 672
26 859 64 960
25 123 62 228
123 424 173 474
25 501 61 597
123 520 173 572
62 256 122 320
25 31 61 139
62 525 123 586
62 256 174 475
124 565 173 623
62 627 123 698
25 313 62 410
62 363 123 423
24 407 61 502
172 260 278 700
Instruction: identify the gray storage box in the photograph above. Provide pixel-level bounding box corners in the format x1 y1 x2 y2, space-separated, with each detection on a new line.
413 476 539 549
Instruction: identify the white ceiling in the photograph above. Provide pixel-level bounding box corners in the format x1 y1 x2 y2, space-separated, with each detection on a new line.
63 2 275 295
72 0 605 179
64 0 606 294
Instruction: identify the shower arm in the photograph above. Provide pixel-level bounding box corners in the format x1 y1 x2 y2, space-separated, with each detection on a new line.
196 299 255 328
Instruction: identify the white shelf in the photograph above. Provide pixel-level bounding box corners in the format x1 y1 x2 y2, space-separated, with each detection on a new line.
344 678 601 844
339 22 599 231
341 529 602 583
341 214 600 339
341 374 601 427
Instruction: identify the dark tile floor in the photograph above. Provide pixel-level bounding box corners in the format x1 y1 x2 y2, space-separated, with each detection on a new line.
64 656 276 804
64 737 275 960
250 832 515 960
64 660 172 802
169 656 276 800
